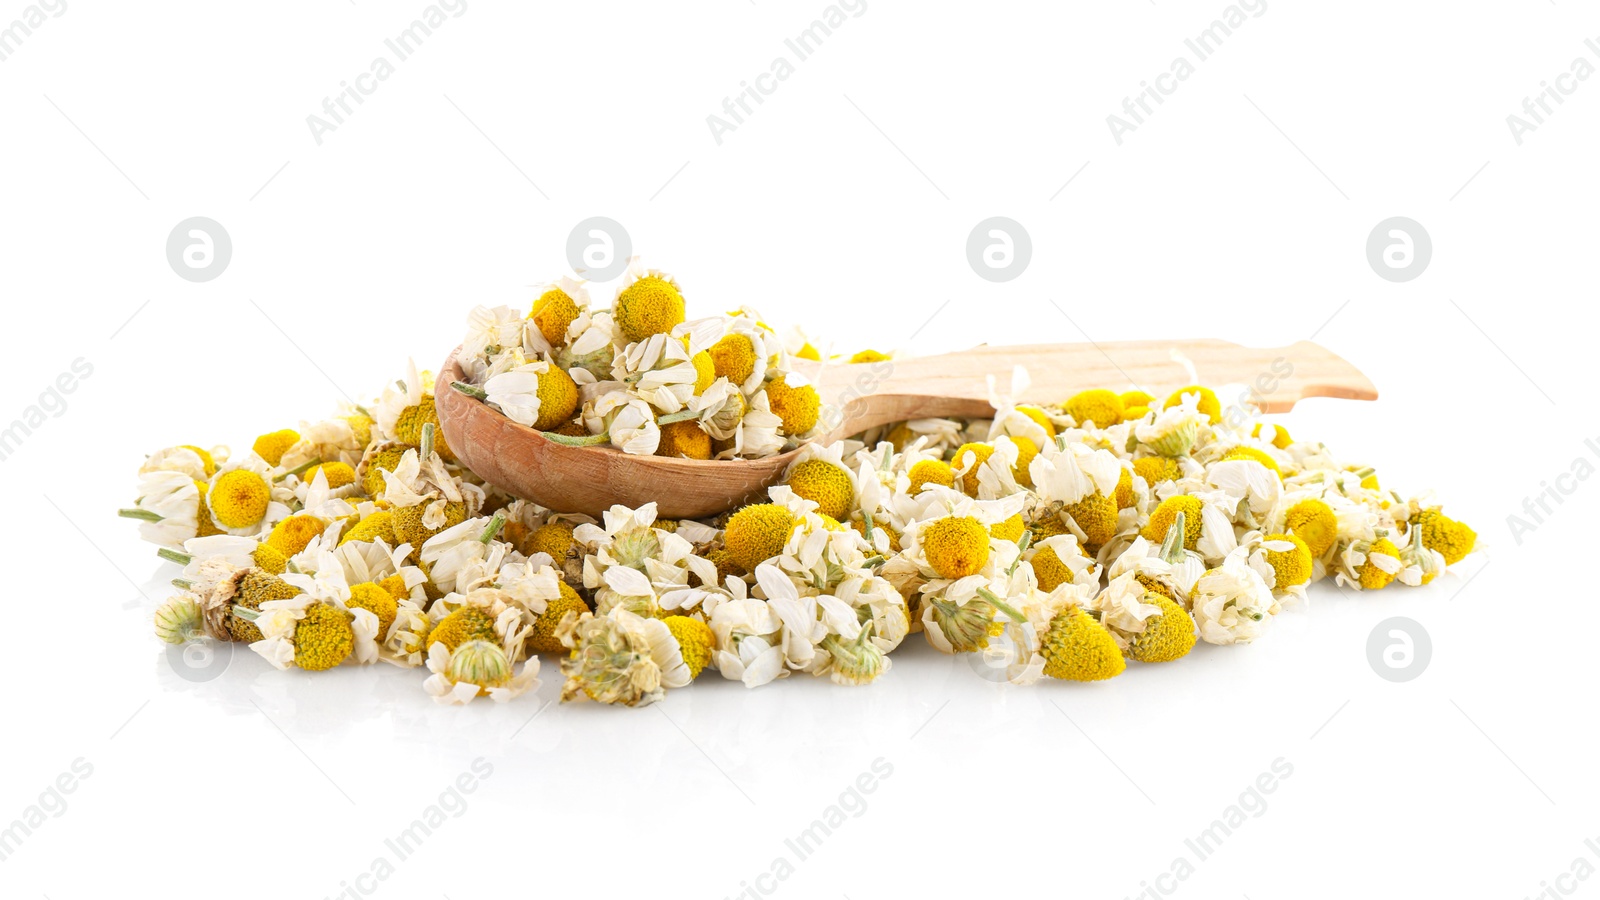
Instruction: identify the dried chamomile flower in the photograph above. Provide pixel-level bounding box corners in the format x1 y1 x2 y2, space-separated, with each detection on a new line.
526 581 589 654
206 455 291 537
1338 537 1402 591
1191 552 1276 644
375 359 456 462
1411 508 1477 566
153 592 206 645
557 607 693 707
249 588 379 671
783 443 858 521
1024 534 1097 592
530 276 590 347
1136 395 1208 457
764 373 821 437
121 471 214 547
1395 526 1446 587
579 390 662 456
139 444 216 481
724 503 797 572
1122 593 1197 663
908 459 955 494
613 258 687 344
1065 389 1124 429
1039 603 1127 681
985 367 1054 450
477 356 579 432
251 429 300 467
1164 385 1222 424
1250 533 1312 592
1281 497 1339 558
424 639 539 705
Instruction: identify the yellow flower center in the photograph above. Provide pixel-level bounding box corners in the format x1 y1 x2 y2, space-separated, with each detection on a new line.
1163 385 1222 424
1358 538 1400 590
392 501 467 549
1222 446 1281 475
786 459 854 520
907 459 955 494
1068 492 1119 547
614 275 686 343
1283 499 1337 557
990 513 1026 544
1133 456 1181 486
723 503 796 571
533 366 579 431
531 287 581 346
343 415 374 447
765 375 820 435
210 470 272 529
528 583 588 654
709 334 757 385
664 615 714 679
361 447 407 497
395 399 454 462
1113 467 1135 509
952 442 995 497
1120 389 1155 409
529 522 575 560
1011 436 1039 487
1414 509 1476 566
1141 495 1204 550
921 516 990 579
1028 545 1075 591
265 514 327 557
1065 389 1124 428
657 420 712 460
1126 595 1197 663
251 543 287 574
303 462 356 490
340 510 396 546
691 350 716 394
426 606 499 653
252 429 299 466
1263 533 1312 587
293 602 355 671
1041 605 1125 681
346 582 399 637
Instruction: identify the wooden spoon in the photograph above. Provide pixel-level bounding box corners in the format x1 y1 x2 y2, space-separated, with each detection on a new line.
435 339 1376 519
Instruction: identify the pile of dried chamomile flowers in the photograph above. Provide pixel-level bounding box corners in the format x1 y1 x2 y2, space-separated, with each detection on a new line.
127 258 1476 707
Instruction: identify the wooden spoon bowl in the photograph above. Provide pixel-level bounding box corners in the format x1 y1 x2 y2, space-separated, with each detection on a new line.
435 339 1376 519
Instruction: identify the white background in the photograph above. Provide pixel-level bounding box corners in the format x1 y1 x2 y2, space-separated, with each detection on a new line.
2 1 1596 898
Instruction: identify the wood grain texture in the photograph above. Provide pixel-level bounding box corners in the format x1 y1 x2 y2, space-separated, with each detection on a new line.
435 339 1376 519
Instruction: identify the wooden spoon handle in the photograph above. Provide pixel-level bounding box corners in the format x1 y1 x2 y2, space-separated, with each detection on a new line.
800 339 1376 440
